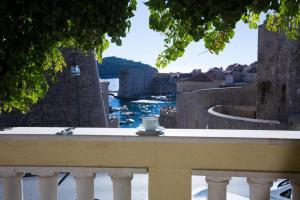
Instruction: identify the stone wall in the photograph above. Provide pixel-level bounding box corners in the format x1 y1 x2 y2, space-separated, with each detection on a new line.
118 67 158 98
151 75 176 95
159 107 177 128
0 49 107 127
177 80 223 93
256 26 300 124
208 105 283 130
100 80 109 117
213 105 257 118
176 84 256 128
175 26 300 130
108 115 119 128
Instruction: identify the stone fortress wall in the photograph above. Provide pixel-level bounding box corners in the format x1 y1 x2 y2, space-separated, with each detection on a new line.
150 74 176 95
117 67 158 99
208 26 300 130
176 84 256 128
176 80 223 93
174 25 300 130
0 49 108 127
207 105 283 130
118 71 193 99
212 105 257 119
256 26 300 124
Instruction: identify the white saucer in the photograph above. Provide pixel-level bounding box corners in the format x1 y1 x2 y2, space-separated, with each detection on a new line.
136 125 165 136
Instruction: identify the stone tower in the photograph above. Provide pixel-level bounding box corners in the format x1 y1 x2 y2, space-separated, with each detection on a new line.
256 26 300 125
0 49 108 127
118 67 158 99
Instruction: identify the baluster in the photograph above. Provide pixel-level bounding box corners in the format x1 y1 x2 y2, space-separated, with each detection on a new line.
73 171 95 200
35 171 58 200
206 176 230 200
0 169 24 200
110 171 133 200
291 178 300 200
247 178 273 200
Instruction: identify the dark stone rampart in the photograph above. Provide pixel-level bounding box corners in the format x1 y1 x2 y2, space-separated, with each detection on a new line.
0 49 107 127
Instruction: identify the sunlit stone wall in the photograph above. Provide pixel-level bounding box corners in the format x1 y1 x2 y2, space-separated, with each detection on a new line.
176 84 256 128
207 105 284 130
256 26 300 124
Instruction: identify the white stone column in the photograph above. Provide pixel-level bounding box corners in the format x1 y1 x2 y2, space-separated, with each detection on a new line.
73 172 96 200
291 179 300 200
247 178 273 200
0 171 24 200
110 171 133 200
206 176 230 200
37 172 58 200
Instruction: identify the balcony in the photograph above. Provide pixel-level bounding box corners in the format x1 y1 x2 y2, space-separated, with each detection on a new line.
0 127 300 200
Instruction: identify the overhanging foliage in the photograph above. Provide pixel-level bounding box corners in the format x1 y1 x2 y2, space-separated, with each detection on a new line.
0 0 136 112
146 0 300 67
1 0 300 112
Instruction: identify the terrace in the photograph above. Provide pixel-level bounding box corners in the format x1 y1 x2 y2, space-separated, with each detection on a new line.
0 127 300 200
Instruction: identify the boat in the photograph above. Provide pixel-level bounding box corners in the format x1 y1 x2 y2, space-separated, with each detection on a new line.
126 119 135 123
120 105 129 111
121 111 134 116
150 96 168 101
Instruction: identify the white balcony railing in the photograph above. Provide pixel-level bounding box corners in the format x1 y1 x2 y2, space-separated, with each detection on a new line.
0 127 300 200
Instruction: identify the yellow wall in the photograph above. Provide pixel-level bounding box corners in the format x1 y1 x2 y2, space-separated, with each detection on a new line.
0 139 299 172
0 137 300 200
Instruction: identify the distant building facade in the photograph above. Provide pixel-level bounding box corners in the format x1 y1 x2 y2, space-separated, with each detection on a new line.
224 62 257 86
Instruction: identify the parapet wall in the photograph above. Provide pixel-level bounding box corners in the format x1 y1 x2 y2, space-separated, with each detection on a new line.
177 80 223 93
208 105 283 130
176 84 256 128
213 105 256 118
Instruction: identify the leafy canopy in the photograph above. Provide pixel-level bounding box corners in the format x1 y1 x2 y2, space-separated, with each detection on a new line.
1 0 300 112
0 0 136 112
146 0 300 67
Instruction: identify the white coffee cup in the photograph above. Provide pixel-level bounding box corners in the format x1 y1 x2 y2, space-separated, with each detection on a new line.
142 116 159 131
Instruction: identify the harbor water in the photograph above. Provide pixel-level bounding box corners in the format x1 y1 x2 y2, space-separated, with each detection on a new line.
105 78 176 128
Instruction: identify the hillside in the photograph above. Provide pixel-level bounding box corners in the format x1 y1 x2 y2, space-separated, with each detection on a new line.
98 57 156 78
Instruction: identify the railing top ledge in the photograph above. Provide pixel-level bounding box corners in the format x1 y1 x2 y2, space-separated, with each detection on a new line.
0 127 300 144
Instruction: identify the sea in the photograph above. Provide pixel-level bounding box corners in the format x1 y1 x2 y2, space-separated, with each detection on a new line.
105 78 176 128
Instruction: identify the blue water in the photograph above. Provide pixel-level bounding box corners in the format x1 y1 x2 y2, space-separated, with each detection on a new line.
104 78 176 128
